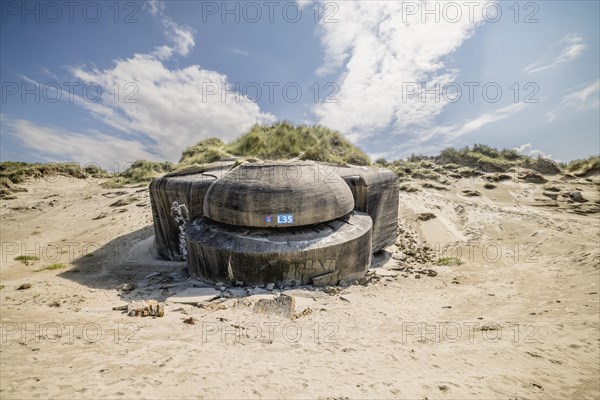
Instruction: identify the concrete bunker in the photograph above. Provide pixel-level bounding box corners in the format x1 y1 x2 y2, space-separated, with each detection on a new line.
149 160 399 286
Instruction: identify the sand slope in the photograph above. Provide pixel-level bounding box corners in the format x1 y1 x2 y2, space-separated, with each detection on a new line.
1 173 599 399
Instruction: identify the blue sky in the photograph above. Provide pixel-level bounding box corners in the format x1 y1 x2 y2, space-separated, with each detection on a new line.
1 0 598 168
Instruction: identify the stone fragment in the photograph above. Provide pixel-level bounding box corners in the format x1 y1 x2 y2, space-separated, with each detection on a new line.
374 269 399 277
417 213 436 221
568 191 587 203
519 171 547 183
165 287 221 305
253 294 295 319
127 300 164 317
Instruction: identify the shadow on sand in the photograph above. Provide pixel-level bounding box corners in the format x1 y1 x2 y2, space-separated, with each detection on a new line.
58 224 391 303
58 225 189 301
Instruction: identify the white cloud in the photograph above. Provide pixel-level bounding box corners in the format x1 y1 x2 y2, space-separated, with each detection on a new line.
434 103 527 141
560 79 600 109
524 33 587 74
67 54 274 162
546 79 600 122
9 3 274 166
4 119 156 168
308 1 487 141
146 0 164 17
162 18 195 56
226 47 250 56
373 103 528 160
514 143 556 161
144 0 195 57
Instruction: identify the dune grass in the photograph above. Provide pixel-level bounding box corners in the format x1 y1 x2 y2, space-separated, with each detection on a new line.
102 122 370 187
566 155 600 177
1 161 106 184
35 263 67 272
436 257 464 266
3 128 596 189
378 144 575 180
179 122 371 167
1 161 107 196
102 160 175 188
438 144 525 172
14 255 40 265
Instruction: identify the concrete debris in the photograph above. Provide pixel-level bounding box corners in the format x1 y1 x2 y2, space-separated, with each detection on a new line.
165 287 221 305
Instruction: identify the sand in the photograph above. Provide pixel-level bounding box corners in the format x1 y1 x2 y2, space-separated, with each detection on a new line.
1 172 599 399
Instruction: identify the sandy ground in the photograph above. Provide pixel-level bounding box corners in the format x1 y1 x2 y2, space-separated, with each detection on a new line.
0 172 599 399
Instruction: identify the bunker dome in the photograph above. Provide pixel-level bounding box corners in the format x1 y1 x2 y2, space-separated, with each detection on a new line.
203 161 355 228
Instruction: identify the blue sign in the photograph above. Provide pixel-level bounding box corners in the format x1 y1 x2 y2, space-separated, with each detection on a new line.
265 215 272 223
277 214 294 224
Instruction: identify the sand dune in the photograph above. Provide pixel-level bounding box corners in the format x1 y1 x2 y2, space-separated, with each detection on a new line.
1 172 599 399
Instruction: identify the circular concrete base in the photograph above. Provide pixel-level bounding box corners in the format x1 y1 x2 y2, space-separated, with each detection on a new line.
186 211 373 286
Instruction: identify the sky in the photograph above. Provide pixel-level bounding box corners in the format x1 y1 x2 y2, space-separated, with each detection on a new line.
1 0 598 168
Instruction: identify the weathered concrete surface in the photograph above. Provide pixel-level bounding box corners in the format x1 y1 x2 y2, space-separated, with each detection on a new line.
334 165 399 252
204 161 355 228
149 162 234 261
186 211 373 286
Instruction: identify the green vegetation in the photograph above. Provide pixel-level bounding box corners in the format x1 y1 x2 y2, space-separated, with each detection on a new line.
4 123 372 190
438 144 524 172
0 161 107 197
14 255 39 265
1 161 105 185
380 144 581 181
102 160 175 188
179 122 371 167
436 257 464 266
3 127 597 191
566 155 600 177
377 158 447 182
35 263 67 272
179 138 228 165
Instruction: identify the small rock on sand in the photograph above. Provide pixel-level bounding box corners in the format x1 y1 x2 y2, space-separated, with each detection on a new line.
166 287 220 305
17 283 32 290
109 196 139 207
127 300 164 317
116 283 136 292
253 294 296 319
374 269 399 277
519 171 547 184
462 189 482 197
417 213 436 221
568 191 587 203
